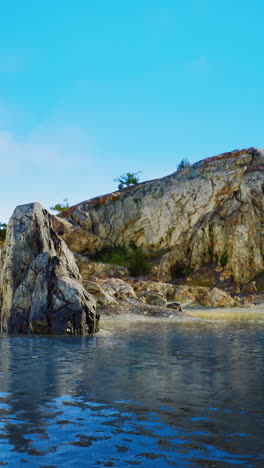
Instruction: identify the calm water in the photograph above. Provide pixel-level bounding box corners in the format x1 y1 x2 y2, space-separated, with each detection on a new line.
0 316 264 467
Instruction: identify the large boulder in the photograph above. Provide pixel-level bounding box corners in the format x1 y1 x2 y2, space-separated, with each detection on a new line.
96 278 137 302
82 279 118 306
143 291 167 306
197 287 236 308
51 215 104 255
133 280 175 298
133 280 209 303
75 254 129 278
172 285 210 302
0 203 99 335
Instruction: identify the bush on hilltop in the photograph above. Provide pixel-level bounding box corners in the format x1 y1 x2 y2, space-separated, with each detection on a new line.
0 222 7 243
177 159 190 170
50 198 70 214
114 172 141 190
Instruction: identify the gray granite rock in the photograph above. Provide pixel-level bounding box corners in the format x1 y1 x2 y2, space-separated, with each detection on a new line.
74 254 129 278
51 215 104 255
0 203 99 335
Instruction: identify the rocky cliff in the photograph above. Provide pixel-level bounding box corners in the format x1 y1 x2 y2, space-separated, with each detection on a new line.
62 147 264 286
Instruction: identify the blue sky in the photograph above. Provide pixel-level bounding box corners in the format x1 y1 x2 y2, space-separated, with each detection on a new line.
0 0 263 221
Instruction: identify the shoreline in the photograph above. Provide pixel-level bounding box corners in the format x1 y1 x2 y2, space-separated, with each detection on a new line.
100 305 264 324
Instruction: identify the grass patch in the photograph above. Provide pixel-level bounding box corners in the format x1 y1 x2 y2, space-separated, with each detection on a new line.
93 246 128 268
93 244 151 276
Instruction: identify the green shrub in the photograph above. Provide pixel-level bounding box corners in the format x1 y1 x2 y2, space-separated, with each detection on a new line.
0 222 7 243
183 265 194 277
220 251 228 267
177 159 190 170
94 246 129 268
93 244 150 276
171 262 193 278
50 198 70 214
128 247 151 276
114 172 141 190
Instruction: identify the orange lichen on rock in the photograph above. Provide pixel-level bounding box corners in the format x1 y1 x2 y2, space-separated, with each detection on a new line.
215 182 231 204
62 191 121 216
203 148 250 165
90 192 121 207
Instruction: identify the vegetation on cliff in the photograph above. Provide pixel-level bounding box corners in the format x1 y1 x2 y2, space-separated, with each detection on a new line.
0 223 7 244
93 244 151 276
114 172 141 190
177 158 190 170
50 199 70 214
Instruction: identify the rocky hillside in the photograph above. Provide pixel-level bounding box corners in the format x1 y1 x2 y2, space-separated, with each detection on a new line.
1 147 264 335
62 147 264 286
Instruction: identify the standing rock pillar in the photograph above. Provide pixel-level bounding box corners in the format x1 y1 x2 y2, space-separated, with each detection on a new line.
0 203 99 334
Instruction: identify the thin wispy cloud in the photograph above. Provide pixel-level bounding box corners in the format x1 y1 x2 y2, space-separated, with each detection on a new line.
0 123 96 222
0 126 93 177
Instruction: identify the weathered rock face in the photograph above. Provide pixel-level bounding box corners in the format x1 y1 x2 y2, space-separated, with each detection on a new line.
133 280 209 304
75 254 129 278
82 280 118 306
0 203 99 334
97 278 137 302
143 291 167 306
133 280 176 298
197 288 236 308
64 148 264 285
51 215 104 255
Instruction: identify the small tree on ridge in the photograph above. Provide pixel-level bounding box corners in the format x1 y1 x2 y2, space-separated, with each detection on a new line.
50 198 70 214
0 222 7 243
114 172 141 190
177 159 190 170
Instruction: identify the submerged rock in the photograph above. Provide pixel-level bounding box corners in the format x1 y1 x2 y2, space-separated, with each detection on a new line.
0 203 99 335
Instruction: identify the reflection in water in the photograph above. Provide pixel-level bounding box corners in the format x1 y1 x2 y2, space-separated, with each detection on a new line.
0 319 264 467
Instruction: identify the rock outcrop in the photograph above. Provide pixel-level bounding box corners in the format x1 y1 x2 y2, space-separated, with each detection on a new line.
75 254 129 278
197 287 237 308
133 280 209 303
133 280 237 308
63 148 264 286
51 215 104 255
0 203 99 334
82 278 136 306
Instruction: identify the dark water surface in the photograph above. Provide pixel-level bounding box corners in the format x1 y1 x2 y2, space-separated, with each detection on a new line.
0 318 264 467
